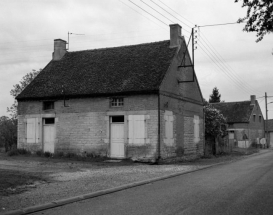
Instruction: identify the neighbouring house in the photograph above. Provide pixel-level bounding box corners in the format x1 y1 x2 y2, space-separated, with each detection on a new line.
16 24 204 162
265 119 273 147
211 95 265 149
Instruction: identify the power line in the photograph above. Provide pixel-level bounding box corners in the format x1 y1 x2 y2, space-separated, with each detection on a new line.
139 1 176 24
119 0 166 30
149 0 193 29
157 0 194 26
128 0 169 26
197 31 264 96
197 43 255 96
198 22 244 28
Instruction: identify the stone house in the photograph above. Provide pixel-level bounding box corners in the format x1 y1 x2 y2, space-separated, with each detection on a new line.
16 24 204 161
211 95 265 148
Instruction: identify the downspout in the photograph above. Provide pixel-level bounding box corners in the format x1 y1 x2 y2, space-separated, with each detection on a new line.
203 107 205 155
156 92 161 163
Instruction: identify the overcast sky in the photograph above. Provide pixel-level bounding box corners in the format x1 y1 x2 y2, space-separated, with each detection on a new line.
0 0 272 118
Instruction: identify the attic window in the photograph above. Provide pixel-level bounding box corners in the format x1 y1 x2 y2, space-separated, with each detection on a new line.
43 101 54 110
253 114 256 122
111 98 123 107
259 116 262 123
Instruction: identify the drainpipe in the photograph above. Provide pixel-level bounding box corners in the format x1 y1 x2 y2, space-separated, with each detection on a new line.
156 92 161 164
203 107 205 156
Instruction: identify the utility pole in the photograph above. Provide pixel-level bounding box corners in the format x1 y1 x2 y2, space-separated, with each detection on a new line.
192 28 194 71
265 92 268 147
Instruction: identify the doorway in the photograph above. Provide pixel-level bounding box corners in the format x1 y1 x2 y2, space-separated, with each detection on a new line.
110 116 125 158
43 118 55 153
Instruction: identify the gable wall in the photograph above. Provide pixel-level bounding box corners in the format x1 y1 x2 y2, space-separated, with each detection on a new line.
158 41 204 158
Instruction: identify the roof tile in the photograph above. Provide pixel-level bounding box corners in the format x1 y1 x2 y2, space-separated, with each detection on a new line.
17 40 177 100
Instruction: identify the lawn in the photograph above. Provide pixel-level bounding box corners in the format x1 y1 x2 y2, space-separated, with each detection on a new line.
0 169 46 196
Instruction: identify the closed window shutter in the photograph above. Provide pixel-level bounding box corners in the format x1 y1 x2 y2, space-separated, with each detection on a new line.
128 115 146 145
26 118 39 143
194 115 200 143
164 114 174 145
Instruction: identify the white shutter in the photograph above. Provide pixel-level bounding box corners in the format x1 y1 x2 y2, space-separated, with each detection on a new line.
26 118 39 143
194 115 200 143
27 118 36 143
128 115 146 145
164 113 174 145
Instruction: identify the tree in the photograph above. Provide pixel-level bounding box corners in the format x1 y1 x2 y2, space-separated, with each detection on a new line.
235 0 273 42
0 116 17 152
209 87 221 103
7 69 41 118
204 105 227 139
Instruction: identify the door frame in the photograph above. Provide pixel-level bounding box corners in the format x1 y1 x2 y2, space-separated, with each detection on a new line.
110 115 125 158
42 117 56 153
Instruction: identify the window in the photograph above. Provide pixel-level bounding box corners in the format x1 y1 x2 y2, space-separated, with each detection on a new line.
43 101 54 110
111 98 123 107
44 118 55 124
111 116 124 123
259 116 262 123
253 114 256 122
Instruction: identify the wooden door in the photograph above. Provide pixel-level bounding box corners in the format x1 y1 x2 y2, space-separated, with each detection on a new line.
110 124 124 158
43 118 55 153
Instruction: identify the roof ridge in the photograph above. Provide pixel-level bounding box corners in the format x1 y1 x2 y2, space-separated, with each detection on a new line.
211 100 250 104
68 40 171 53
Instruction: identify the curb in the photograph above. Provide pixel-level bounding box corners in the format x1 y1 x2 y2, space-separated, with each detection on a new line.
3 149 272 215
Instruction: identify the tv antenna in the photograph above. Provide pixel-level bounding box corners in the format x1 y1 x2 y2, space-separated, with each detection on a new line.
67 32 85 50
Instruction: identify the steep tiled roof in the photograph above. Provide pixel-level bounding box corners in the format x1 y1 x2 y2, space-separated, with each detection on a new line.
16 40 178 100
210 101 254 123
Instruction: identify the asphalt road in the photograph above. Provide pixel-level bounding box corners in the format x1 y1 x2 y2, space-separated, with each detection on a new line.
33 151 273 215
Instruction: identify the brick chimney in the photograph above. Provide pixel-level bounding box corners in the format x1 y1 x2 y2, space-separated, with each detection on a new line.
52 39 67 60
250 95 256 105
169 24 182 48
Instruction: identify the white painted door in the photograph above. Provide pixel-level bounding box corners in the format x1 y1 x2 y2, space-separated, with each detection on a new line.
43 125 55 153
110 124 124 158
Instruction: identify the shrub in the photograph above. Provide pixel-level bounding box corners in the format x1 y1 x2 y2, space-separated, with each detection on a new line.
44 151 52 157
7 149 19 156
7 148 31 156
17 148 31 155
55 151 64 158
64 152 76 158
36 150 43 156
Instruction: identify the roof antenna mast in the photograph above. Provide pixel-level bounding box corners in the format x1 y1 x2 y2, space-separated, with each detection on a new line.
67 32 85 50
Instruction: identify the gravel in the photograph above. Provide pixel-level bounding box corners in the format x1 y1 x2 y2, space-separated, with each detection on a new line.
0 163 200 212
2 150 265 213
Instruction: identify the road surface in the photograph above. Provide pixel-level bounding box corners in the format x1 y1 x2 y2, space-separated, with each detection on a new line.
33 151 273 215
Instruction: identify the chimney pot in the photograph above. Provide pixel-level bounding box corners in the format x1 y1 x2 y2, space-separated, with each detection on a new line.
250 95 256 105
53 39 67 61
169 24 182 48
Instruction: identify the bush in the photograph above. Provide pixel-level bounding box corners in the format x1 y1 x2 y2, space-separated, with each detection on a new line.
44 151 52 158
64 152 76 158
7 148 31 156
55 151 64 158
36 150 43 156
7 149 19 156
17 148 31 155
